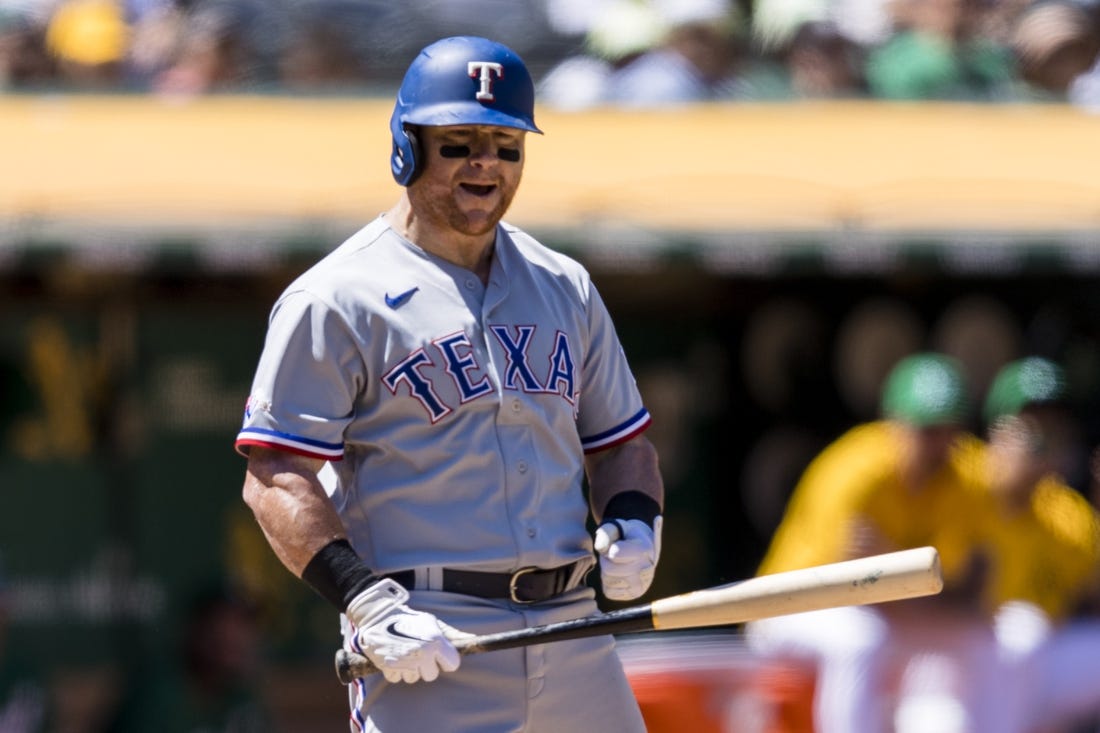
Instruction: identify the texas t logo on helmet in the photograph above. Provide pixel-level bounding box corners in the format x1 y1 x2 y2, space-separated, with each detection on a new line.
389 36 542 186
468 62 504 100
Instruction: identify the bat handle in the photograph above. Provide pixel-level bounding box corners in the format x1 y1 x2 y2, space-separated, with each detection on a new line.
335 639 479 685
335 649 376 684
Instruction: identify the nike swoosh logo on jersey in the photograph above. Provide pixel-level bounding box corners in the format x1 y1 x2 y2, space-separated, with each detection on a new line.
386 620 427 641
385 287 419 309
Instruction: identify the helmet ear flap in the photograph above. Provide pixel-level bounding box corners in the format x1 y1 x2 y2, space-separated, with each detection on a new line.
391 124 422 186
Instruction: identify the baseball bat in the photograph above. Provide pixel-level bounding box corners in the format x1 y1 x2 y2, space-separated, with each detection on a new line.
335 545 942 684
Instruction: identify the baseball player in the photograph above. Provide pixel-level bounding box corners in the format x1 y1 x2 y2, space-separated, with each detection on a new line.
954 357 1100 733
746 353 1008 733
235 36 664 732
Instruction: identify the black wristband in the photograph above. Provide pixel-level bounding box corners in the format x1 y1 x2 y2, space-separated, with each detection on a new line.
602 490 661 527
301 539 380 611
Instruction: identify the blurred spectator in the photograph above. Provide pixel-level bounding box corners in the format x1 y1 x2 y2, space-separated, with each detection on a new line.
745 353 1008 733
123 0 189 89
44 0 130 89
0 10 54 90
276 9 369 93
735 19 866 99
1066 0 1100 112
955 357 1100 733
749 0 829 51
1009 0 1100 99
538 0 667 110
969 0 1036 43
1070 54 1100 109
545 0 619 37
0 554 52 733
780 19 866 96
751 0 894 51
828 0 896 45
150 1 260 97
864 0 1018 100
102 583 276 733
603 0 745 106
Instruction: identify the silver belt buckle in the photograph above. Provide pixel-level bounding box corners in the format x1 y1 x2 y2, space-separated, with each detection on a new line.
509 567 538 604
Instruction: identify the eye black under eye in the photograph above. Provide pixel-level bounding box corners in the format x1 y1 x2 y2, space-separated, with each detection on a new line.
440 144 471 158
438 144 521 162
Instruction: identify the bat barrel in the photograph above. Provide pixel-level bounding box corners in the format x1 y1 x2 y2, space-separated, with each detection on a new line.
651 546 943 631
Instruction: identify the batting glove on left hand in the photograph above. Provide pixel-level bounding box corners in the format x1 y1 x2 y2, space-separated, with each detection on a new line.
594 515 663 601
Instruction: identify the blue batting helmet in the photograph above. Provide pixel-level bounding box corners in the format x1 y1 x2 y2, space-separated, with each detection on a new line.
389 36 543 186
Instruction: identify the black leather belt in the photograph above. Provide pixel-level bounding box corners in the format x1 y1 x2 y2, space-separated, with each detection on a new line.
386 563 582 604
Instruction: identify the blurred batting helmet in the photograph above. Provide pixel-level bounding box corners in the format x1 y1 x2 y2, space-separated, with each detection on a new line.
881 353 969 427
390 36 543 186
983 356 1065 424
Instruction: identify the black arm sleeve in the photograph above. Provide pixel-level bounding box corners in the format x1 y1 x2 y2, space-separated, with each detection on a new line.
602 490 661 527
301 538 381 610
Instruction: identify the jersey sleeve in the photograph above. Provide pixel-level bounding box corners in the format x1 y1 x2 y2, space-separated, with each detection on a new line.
574 282 651 453
235 290 364 460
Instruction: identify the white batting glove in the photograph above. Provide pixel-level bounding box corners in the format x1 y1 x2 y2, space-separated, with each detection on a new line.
594 515 663 601
346 578 471 684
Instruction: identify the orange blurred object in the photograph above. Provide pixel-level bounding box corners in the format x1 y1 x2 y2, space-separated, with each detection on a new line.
619 633 816 733
750 661 817 733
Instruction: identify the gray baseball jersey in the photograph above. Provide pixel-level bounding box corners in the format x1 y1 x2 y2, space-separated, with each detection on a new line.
236 215 651 577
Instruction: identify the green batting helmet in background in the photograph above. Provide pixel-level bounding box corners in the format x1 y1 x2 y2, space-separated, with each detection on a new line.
983 356 1065 424
881 353 968 426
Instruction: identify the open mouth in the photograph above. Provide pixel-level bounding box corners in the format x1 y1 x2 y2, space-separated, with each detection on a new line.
460 183 496 197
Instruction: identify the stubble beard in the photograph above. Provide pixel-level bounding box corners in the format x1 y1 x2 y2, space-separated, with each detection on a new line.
410 181 518 238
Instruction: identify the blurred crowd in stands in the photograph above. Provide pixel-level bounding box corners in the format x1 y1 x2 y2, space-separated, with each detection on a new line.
1 0 1099 110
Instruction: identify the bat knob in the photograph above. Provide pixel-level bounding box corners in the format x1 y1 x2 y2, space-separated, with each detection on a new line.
334 649 356 685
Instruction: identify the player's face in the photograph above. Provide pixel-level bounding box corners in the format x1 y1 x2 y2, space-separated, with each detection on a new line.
409 124 526 238
993 408 1075 492
909 423 960 469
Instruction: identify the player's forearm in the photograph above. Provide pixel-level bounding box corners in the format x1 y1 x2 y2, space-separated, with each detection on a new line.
586 435 664 522
243 447 347 577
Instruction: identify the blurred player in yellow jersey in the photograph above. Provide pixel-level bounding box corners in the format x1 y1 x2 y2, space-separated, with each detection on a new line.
755 354 985 585
958 357 1100 733
746 353 1008 733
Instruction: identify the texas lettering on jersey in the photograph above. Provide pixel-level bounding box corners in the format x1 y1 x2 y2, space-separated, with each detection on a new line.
382 324 577 423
